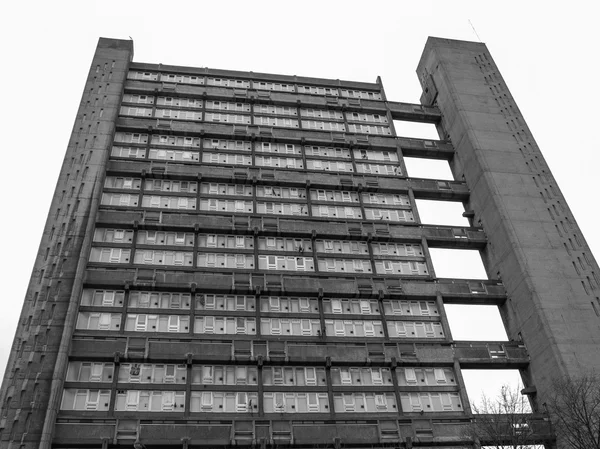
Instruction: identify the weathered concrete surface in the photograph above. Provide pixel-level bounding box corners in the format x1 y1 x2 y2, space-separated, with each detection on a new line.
417 37 600 410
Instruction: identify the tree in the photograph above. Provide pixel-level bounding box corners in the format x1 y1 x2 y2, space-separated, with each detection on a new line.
546 373 600 449
465 383 541 449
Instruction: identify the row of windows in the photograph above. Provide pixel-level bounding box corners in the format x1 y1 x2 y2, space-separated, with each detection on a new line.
123 98 388 124
88 247 428 274
100 194 413 222
116 134 402 161
75 313 443 338
66 361 455 387
104 180 407 206
93 230 422 259
120 107 391 135
81 290 438 317
127 71 383 99
61 388 460 413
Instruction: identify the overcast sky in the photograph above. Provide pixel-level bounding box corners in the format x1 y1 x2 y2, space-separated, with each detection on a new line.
1 0 598 405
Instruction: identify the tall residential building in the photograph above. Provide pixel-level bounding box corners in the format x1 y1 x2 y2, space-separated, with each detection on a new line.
0 36 597 449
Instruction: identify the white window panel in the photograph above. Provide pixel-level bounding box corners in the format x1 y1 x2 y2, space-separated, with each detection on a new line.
259 296 319 313
148 148 199 162
100 193 139 207
120 106 153 117
158 73 204 85
253 81 295 92
254 142 301 155
374 260 428 275
190 365 258 385
254 116 299 128
386 321 444 339
89 247 131 264
382 300 438 317
356 163 399 175
194 317 256 335
60 389 111 411
372 242 424 257
141 195 196 210
80 289 126 307
124 314 189 333
304 146 351 158
190 392 258 413
76 312 121 331
136 231 194 247
317 258 372 273
104 176 142 190
156 97 202 108
133 250 193 267
114 132 149 144
255 155 304 169
204 101 249 113
150 134 201 148
117 363 186 384
199 199 253 213
361 192 408 205
300 109 344 120
256 186 306 199
340 89 382 100
256 201 308 216
197 234 254 250
92 228 134 244
297 85 339 96
253 105 298 116
199 182 252 196
144 179 198 193
324 320 383 337
306 159 354 172
258 255 315 271
66 362 115 383
197 253 254 269
201 152 252 165
311 205 362 219
202 139 252 152
263 392 329 413
127 71 159 81
111 146 146 159
364 208 415 222
207 77 250 88
256 237 312 252
196 294 256 312
154 109 202 121
309 189 359 203
128 292 191 309
260 318 320 336
333 393 397 413
122 94 155 104
400 392 462 412
348 124 391 134
330 367 393 386
301 120 346 131
347 112 389 124
323 298 379 315
115 390 185 412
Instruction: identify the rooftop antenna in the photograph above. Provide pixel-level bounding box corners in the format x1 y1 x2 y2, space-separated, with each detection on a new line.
468 19 482 42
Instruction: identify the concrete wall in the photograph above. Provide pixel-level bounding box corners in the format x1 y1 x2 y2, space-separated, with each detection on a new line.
417 37 600 409
0 37 133 448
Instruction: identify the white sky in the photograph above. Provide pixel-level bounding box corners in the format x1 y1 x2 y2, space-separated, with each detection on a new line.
1 0 598 407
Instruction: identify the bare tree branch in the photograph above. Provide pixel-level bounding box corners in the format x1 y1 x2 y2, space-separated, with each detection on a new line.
547 373 600 449
465 383 541 449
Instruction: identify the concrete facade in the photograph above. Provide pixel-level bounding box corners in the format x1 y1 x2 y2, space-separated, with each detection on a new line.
1 36 589 448
418 37 600 411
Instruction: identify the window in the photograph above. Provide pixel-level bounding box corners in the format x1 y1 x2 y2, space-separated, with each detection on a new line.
60 389 111 411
